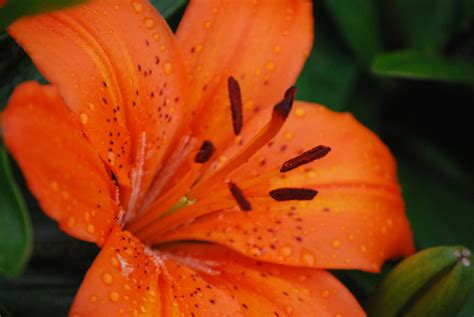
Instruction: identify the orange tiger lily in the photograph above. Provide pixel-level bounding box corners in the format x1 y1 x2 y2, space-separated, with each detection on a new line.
3 0 414 316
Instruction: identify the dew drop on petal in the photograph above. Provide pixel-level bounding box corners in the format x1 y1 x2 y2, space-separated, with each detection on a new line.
279 245 293 258
163 62 173 75
144 17 155 29
109 291 120 302
102 272 113 285
80 112 88 124
132 1 144 14
301 249 316 266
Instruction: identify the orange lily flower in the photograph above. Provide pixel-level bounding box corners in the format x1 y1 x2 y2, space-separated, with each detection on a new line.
3 0 414 316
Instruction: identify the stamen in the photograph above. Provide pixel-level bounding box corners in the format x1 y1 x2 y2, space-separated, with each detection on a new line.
280 145 331 172
194 140 215 163
228 76 243 135
269 188 318 201
187 87 296 200
227 181 252 211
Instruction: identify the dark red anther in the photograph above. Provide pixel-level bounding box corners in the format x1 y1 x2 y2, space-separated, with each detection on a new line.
194 140 215 163
273 86 297 119
228 181 252 211
269 188 318 201
280 145 331 173
228 76 243 135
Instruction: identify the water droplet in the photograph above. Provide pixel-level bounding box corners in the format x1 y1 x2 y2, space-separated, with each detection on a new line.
265 61 275 71
111 257 119 268
67 217 76 228
102 272 113 285
284 132 293 140
285 305 294 314
87 223 95 234
301 249 315 266
51 181 59 191
163 62 173 75
195 44 203 53
279 245 293 258
305 170 316 179
152 32 160 41
295 107 305 117
132 1 144 13
90 295 97 303
332 240 341 248
144 17 155 29
360 244 367 253
273 45 281 53
203 21 212 29
321 290 330 298
109 291 120 302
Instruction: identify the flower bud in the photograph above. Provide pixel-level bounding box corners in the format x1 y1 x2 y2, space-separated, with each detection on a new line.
367 246 474 317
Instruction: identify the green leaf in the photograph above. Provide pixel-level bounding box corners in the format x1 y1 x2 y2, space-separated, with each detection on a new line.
151 0 187 18
398 155 474 250
297 8 359 111
393 0 462 51
0 0 87 30
372 51 474 85
322 0 382 64
0 34 44 108
0 142 32 277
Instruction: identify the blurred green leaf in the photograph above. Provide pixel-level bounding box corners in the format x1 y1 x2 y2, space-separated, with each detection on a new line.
0 0 86 30
322 0 382 64
372 51 474 85
398 156 474 250
151 0 186 18
0 142 32 278
297 8 359 111
0 34 44 108
393 0 462 51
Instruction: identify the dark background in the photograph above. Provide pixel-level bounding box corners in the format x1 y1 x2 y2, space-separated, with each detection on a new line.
1 0 473 315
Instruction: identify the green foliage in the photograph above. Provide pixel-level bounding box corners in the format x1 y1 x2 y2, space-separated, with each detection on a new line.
322 0 382 64
372 51 474 85
0 142 32 278
0 0 87 30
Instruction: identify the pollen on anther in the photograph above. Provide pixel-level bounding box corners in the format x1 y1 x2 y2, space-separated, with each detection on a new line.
269 188 318 201
194 140 215 163
280 145 331 173
228 76 243 135
228 181 252 211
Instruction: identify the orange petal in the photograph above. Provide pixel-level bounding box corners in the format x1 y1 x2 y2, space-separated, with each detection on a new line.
9 0 188 213
3 82 117 244
70 226 162 316
177 0 313 150
71 227 364 316
159 243 365 317
158 102 415 272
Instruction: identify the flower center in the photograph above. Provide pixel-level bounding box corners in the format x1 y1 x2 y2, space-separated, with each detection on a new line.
125 77 330 243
